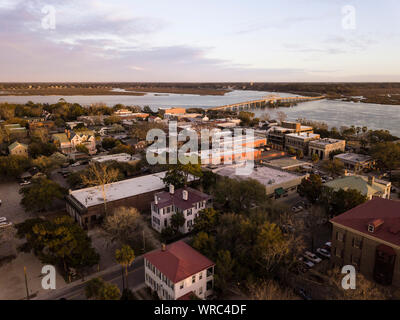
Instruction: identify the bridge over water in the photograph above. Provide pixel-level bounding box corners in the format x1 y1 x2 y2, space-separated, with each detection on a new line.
207 94 325 112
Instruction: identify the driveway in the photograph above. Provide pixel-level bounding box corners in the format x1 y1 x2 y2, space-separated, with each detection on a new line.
0 181 36 224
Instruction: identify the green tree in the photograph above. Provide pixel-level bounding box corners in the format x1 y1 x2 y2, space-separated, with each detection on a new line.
322 187 367 217
311 153 319 163
16 216 99 275
297 174 323 204
115 245 135 277
192 232 216 258
322 159 344 176
193 208 219 233
213 177 266 213
170 211 185 232
20 178 66 212
371 142 400 177
214 250 235 292
162 161 203 188
0 155 31 178
85 277 121 300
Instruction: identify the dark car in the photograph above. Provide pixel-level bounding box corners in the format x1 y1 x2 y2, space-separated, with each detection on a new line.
295 288 312 300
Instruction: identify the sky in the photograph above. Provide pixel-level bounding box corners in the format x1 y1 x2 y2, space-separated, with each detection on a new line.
1 0 400 82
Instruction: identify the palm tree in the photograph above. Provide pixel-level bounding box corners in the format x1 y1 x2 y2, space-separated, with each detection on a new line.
115 245 135 289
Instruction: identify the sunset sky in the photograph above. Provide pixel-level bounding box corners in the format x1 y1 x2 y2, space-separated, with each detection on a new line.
1 0 400 82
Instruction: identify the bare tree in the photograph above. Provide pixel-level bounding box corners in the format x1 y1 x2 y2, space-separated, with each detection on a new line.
103 207 142 245
248 280 299 300
81 163 119 214
327 268 391 300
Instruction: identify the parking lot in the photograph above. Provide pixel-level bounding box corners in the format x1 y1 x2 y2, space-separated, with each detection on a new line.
0 181 36 224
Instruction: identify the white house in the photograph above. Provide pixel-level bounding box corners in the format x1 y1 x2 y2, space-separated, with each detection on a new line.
151 186 212 234
144 241 215 300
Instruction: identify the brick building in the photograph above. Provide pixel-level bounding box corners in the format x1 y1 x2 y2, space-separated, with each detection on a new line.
330 198 400 286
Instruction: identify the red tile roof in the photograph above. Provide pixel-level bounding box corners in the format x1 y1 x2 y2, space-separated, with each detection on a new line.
144 241 215 283
331 198 400 246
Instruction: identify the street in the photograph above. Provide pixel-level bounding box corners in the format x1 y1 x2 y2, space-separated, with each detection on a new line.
35 256 145 300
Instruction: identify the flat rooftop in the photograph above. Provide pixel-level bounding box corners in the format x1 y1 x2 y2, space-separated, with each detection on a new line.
310 138 344 146
285 132 320 140
70 171 168 208
91 153 140 163
334 153 373 163
265 157 310 169
213 164 303 186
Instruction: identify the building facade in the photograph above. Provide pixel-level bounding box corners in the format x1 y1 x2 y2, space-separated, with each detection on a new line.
144 241 215 300
151 186 212 234
333 153 375 172
308 138 346 160
330 198 400 287
285 132 320 155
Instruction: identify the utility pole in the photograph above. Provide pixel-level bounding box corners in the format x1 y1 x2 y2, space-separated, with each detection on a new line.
142 230 146 253
24 266 29 300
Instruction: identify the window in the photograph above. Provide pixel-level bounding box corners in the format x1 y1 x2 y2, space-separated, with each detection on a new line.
199 272 203 280
335 247 343 258
180 282 184 289
336 231 344 242
192 275 196 284
352 238 362 249
199 287 203 295
207 267 214 277
187 209 192 216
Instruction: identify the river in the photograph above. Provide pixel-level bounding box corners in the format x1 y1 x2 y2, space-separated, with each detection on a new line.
0 90 399 137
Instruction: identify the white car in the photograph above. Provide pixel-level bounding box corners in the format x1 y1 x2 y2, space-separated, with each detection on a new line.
0 217 7 223
304 251 322 264
20 181 31 186
70 162 81 167
316 248 331 259
0 221 12 229
299 256 314 268
325 242 332 249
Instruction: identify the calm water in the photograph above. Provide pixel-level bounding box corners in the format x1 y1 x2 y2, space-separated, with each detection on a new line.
0 90 399 137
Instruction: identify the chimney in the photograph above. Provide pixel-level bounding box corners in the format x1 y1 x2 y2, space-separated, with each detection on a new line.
169 184 175 195
183 190 188 201
368 219 384 233
161 243 166 252
154 194 158 204
368 176 375 186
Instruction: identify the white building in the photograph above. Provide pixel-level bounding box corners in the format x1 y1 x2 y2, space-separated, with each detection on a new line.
144 241 215 300
91 153 140 164
151 186 212 234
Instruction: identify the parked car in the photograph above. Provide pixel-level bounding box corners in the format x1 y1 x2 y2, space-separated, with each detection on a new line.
292 206 303 213
324 241 332 249
20 181 31 186
0 222 13 229
316 248 331 259
299 256 314 268
0 199 2 206
0 217 7 223
304 251 322 264
70 161 81 167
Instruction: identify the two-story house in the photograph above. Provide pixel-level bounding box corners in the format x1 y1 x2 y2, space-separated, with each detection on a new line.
151 186 212 234
144 241 215 300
